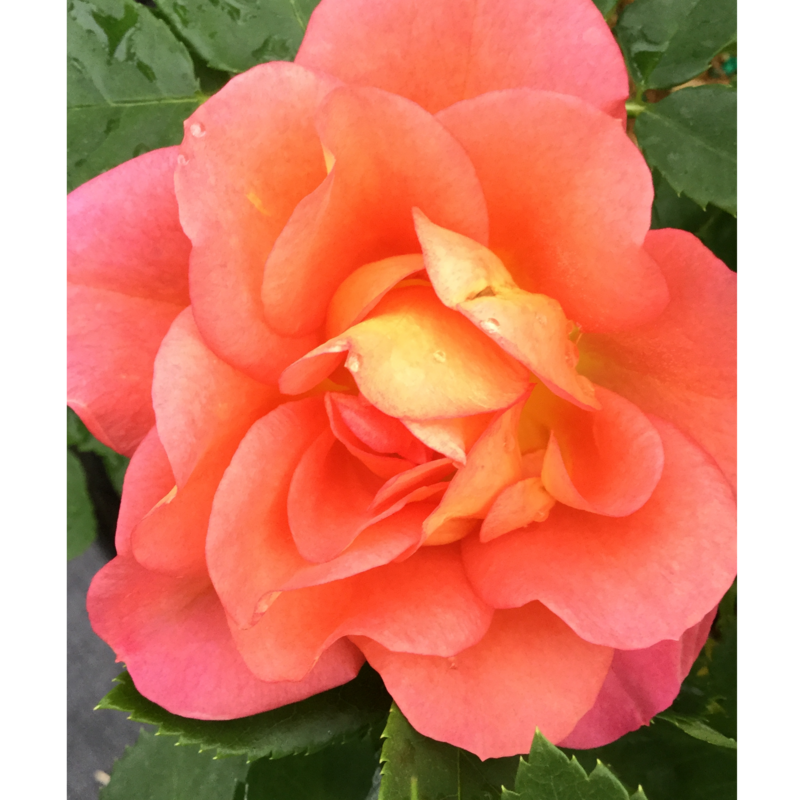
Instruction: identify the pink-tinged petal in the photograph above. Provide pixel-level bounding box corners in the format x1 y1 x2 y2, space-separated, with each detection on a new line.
68 147 190 455
370 459 456 512
288 429 385 562
326 254 425 338
174 63 336 383
462 418 736 650
261 86 489 337
88 557 363 719
526 384 665 517
581 229 737 487
356 602 614 760
438 90 669 332
115 427 174 557
297 0 628 119
152 308 278 487
479 478 555 543
230 546 493 682
402 414 493 464
423 402 525 545
414 211 599 410
281 286 531 420
559 609 716 748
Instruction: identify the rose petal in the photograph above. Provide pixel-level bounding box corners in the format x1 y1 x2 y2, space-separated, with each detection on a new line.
580 228 737 487
261 86 489 336
88 557 363 719
559 609 716 748
174 63 336 383
230 546 493 682
370 459 456 512
68 147 190 455
479 477 555 543
438 90 669 332
355 602 614 760
462 417 737 649
401 414 493 464
297 0 628 119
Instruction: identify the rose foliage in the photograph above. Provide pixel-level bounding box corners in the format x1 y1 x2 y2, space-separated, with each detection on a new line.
68 0 736 760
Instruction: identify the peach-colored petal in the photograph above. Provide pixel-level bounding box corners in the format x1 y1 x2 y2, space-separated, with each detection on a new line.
414 211 599 410
462 418 736 650
479 478 555 542
230 546 493 682
580 229 737 487
326 254 425 338
401 414 493 464
68 147 190 455
297 0 628 119
438 90 669 332
559 609 716 749
87 557 363 719
370 459 456 512
355 602 614 760
281 286 532 420
261 86 489 337
174 63 336 383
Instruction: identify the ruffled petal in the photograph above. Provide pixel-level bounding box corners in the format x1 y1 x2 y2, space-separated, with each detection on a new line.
402 414 493 464
230 546 493 682
261 86 489 336
559 609 716 749
355 602 614 760
87 557 364 719
479 477 555 543
68 147 190 455
174 63 336 382
580 229 737 487
281 286 532 419
438 90 669 332
462 417 736 649
297 0 628 119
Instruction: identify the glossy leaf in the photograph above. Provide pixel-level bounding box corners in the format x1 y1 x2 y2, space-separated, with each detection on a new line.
153 0 322 73
100 728 248 800
635 86 736 215
616 0 736 89
97 666 392 760
67 449 97 560
67 0 200 190
378 704 518 800
68 408 130 493
503 731 646 800
242 733 380 799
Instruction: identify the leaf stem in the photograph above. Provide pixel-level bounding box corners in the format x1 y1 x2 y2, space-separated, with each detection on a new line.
625 100 648 118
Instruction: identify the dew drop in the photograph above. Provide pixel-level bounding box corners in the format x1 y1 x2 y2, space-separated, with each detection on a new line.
534 313 548 326
190 122 206 138
480 318 500 334
433 350 447 363
177 154 189 166
346 353 361 373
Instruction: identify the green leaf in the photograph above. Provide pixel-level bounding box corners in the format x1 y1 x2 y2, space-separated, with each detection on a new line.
68 408 129 493
153 0 322 74
98 666 392 761
616 0 736 89
243 733 380 799
378 704 518 800
67 449 98 560
503 730 646 800
68 0 201 190
100 728 248 800
657 713 736 749
591 0 618 20
635 86 736 215
651 170 736 271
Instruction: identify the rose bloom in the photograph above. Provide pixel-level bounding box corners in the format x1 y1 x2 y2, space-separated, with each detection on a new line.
68 0 736 759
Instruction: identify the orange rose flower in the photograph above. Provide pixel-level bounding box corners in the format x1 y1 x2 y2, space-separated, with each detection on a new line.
68 0 736 759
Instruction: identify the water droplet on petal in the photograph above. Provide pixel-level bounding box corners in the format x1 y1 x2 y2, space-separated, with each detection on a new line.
177 154 189 166
433 350 447 363
480 318 500 334
346 353 361 374
534 313 548 326
190 122 206 138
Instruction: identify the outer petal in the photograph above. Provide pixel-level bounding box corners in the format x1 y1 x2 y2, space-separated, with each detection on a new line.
438 90 668 332
462 417 736 649
580 229 737 487
559 609 716 749
280 286 532 420
297 0 628 119
230 546 493 683
174 63 335 383
68 147 190 455
87 557 364 719
356 602 614 760
261 86 489 336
